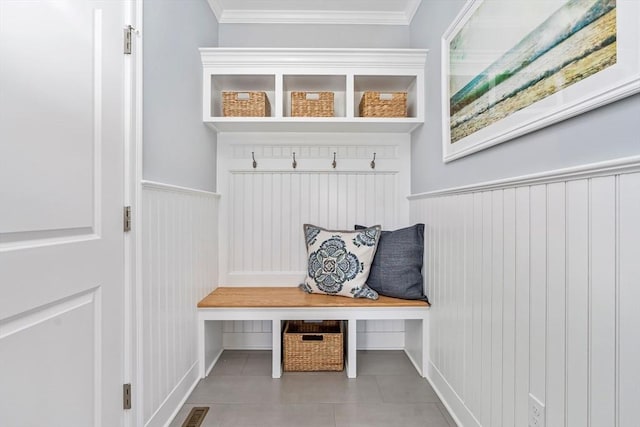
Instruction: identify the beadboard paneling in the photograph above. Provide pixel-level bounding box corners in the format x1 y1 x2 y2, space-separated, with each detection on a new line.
140 182 219 427
410 165 640 427
226 171 399 276
217 135 411 349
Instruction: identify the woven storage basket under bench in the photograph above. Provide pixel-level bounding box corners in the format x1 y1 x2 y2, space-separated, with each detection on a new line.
283 320 344 372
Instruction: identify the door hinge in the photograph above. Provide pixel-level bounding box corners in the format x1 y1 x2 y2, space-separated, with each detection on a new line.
123 25 136 54
123 383 132 410
124 206 132 232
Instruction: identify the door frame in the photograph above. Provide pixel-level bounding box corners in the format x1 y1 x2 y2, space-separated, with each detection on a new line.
124 0 142 425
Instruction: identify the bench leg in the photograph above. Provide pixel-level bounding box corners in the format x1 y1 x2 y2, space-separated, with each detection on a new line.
346 319 357 378
272 319 282 378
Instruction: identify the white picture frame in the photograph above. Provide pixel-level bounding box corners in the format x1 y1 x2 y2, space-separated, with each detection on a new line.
441 0 640 162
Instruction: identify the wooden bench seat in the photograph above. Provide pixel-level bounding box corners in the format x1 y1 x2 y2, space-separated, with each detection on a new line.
197 286 430 379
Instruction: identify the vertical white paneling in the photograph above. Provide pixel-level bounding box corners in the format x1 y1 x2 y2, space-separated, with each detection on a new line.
470 191 483 417
262 173 273 271
219 139 412 349
480 191 492 426
566 180 589 427
529 184 547 402
290 173 301 269
411 166 640 427
430 197 439 367
491 190 504 427
546 182 566 427
589 176 616 427
618 173 640 427
221 162 407 348
463 192 474 407
141 183 219 426
454 194 465 396
514 186 530 427
226 171 399 278
441 196 449 382
502 188 516 427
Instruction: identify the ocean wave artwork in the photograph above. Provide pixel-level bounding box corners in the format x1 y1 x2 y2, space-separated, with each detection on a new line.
449 0 617 144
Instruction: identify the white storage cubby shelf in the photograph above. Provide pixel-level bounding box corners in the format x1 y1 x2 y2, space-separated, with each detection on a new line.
200 48 428 133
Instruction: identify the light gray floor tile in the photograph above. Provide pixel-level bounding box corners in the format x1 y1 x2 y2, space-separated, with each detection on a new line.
219 350 254 359
210 355 248 376
187 376 283 404
280 373 382 404
240 355 272 376
357 350 418 376
215 403 335 427
375 375 440 403
334 403 450 427
436 402 458 427
247 350 271 358
174 351 452 427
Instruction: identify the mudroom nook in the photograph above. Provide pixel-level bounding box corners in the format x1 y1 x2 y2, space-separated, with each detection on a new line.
195 47 432 382
2 1 640 427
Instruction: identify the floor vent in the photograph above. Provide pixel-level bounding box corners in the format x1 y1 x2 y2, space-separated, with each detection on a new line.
181 407 209 427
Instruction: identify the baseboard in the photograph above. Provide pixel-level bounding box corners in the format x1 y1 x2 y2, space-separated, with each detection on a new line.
205 348 224 377
356 332 404 349
144 361 200 427
222 332 404 350
403 348 424 378
223 332 272 349
425 361 481 427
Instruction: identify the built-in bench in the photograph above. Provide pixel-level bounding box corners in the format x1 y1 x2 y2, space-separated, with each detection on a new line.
197 287 430 379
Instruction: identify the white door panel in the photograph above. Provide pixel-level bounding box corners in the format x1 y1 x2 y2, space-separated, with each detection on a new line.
0 0 126 425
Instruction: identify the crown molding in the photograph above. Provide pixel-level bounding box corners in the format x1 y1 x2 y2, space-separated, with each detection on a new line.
199 48 428 69
207 0 422 26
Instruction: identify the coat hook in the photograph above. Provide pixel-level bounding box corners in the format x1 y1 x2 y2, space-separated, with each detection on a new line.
370 152 376 169
332 152 337 169
292 152 297 169
252 152 257 169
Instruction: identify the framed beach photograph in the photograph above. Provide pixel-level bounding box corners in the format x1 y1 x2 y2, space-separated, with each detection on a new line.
441 0 640 162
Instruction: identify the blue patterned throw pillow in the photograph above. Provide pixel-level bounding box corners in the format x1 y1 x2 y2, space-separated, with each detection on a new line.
301 224 381 300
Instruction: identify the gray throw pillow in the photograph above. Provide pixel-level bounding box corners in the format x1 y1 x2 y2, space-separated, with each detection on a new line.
355 224 428 302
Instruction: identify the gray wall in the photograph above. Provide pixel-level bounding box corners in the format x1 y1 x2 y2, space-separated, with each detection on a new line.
219 24 409 48
410 0 640 194
143 0 218 192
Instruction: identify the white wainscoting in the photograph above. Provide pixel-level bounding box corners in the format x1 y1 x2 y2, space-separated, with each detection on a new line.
217 133 412 349
409 157 640 427
139 181 220 427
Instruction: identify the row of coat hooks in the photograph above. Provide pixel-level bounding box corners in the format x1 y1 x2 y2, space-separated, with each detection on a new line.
251 152 377 169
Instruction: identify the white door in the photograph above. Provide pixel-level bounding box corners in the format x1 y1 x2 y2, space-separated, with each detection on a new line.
0 0 127 426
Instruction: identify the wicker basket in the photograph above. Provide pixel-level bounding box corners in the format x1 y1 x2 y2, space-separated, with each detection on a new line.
283 320 344 372
223 91 271 117
291 92 334 117
359 91 407 118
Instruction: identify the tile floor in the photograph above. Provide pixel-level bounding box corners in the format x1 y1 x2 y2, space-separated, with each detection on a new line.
171 350 456 427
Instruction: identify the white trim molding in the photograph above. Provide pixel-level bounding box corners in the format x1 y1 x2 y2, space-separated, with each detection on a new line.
199 47 428 69
409 155 640 199
206 0 422 25
141 180 221 198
